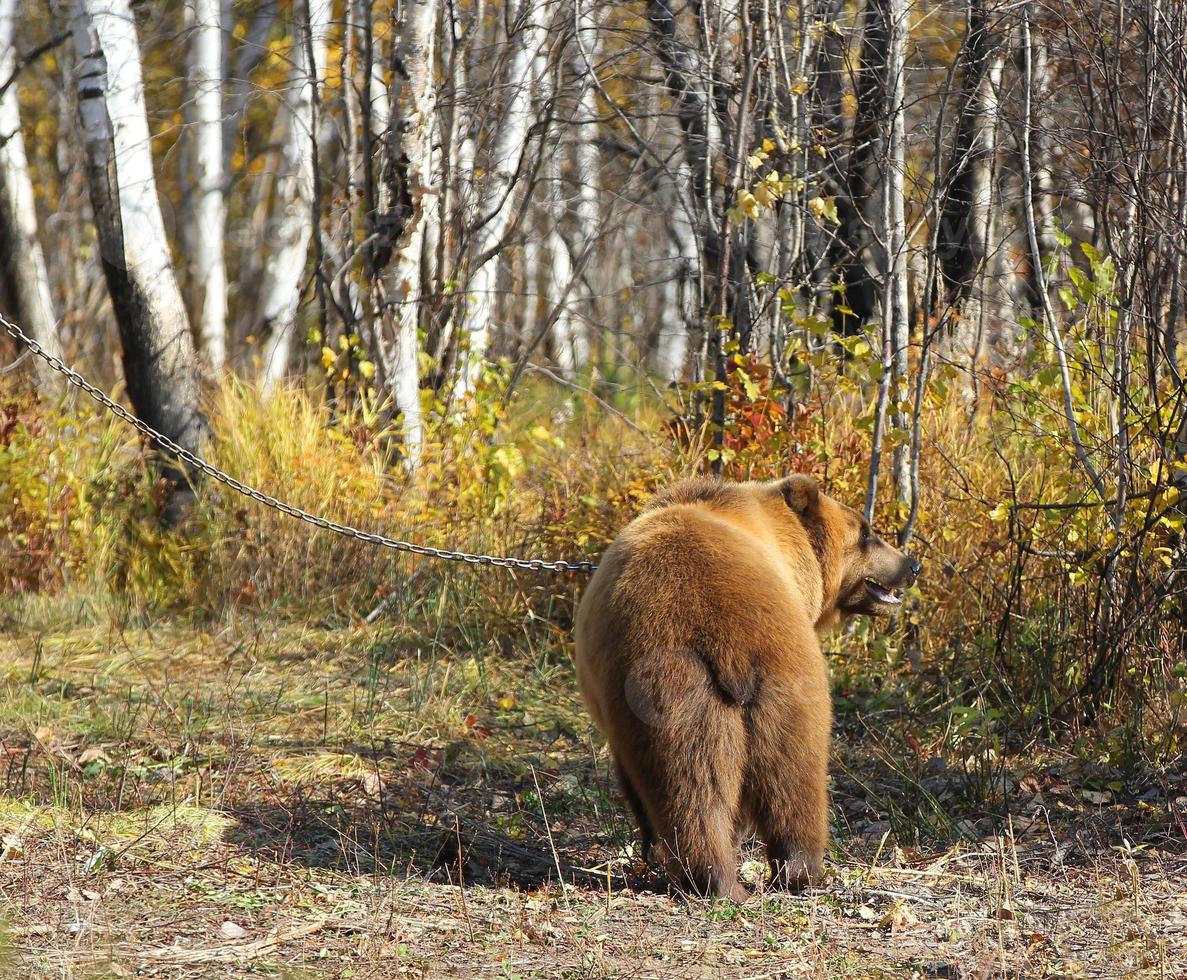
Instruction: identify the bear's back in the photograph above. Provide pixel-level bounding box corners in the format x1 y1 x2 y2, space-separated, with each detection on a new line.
582 479 814 652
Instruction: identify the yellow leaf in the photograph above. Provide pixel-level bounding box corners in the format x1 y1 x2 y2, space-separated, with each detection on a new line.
807 196 839 225
1155 486 1180 509
735 189 760 219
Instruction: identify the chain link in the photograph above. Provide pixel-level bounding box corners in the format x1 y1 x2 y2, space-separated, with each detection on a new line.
3 313 597 575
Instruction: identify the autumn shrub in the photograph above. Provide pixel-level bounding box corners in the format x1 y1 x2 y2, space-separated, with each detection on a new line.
0 369 673 624
2 337 1184 765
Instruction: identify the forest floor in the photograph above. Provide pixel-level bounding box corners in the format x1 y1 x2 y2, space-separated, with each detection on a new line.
0 610 1184 979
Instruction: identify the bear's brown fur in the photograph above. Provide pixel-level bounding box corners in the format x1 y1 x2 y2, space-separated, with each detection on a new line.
573 475 920 900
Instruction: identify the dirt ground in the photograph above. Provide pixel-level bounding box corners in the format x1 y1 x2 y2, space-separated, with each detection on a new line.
1 620 1184 978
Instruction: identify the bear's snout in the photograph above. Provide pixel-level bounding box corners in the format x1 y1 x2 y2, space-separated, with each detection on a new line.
905 557 922 584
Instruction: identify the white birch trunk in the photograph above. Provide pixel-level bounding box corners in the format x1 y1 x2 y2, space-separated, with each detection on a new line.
452 1 550 399
974 51 1008 361
259 0 330 390
564 0 602 372
522 220 541 347
655 164 698 382
72 0 208 507
1 0 65 392
186 0 227 370
544 153 580 375
886 0 910 503
378 0 440 467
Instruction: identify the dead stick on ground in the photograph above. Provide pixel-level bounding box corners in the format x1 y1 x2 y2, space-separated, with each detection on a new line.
532 764 570 908
76 918 369 965
454 813 475 940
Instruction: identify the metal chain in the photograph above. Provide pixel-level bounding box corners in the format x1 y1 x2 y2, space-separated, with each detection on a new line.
2 313 597 575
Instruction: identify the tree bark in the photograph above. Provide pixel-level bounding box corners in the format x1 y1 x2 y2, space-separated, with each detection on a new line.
835 0 890 337
939 0 1004 364
258 0 331 390
186 0 228 370
886 0 910 505
530 40 583 377
1022 26 1057 312
72 0 209 513
0 0 65 392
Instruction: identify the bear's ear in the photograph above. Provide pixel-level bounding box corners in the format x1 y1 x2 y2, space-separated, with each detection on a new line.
780 474 819 515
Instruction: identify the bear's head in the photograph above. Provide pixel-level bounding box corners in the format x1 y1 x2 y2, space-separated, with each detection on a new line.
777 474 921 620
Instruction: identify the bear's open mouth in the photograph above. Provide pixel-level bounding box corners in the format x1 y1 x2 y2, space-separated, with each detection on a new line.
864 578 903 606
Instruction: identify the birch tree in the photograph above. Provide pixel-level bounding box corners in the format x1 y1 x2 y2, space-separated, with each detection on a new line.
259 0 331 390
72 0 208 512
0 0 65 392
452 1 551 399
543 150 581 375
376 0 440 466
186 0 227 370
862 0 911 518
531 36 584 376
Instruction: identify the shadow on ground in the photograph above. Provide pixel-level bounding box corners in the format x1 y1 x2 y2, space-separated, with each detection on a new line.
220 734 662 894
220 723 1187 898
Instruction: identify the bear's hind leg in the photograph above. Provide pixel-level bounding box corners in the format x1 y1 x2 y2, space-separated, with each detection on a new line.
743 672 831 892
604 652 750 901
651 713 749 903
659 806 749 902
617 744 747 901
613 756 655 861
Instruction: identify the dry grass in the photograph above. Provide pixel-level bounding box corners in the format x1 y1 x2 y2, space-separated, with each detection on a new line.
1 608 1184 979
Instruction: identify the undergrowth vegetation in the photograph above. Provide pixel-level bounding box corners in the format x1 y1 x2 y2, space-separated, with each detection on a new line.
4 342 1185 775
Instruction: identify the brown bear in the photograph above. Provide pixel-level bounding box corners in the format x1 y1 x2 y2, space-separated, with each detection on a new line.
573 475 920 901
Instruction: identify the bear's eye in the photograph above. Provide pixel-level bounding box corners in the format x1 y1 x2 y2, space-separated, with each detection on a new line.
859 524 871 549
